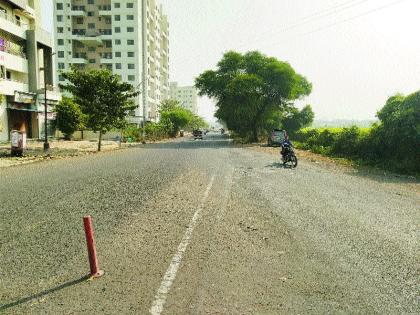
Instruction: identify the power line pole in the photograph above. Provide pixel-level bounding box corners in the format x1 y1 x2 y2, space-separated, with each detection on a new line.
141 0 148 139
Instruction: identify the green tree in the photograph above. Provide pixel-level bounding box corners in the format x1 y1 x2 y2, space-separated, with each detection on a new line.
160 107 192 137
160 99 181 112
187 115 208 131
54 96 85 140
282 105 315 135
196 51 311 142
60 68 138 151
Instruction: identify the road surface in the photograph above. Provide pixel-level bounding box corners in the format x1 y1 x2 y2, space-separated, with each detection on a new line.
0 133 418 314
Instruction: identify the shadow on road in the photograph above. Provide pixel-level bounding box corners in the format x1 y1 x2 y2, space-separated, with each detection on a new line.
136 136 234 150
0 275 89 312
265 162 295 169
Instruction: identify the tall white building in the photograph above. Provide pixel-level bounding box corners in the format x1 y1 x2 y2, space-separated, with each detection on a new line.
169 82 198 115
0 0 59 141
53 0 170 124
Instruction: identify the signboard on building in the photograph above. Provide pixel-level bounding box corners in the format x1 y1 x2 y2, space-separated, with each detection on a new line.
14 91 36 104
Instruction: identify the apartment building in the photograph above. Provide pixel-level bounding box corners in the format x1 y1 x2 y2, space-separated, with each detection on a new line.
53 0 170 124
169 82 198 115
0 0 59 141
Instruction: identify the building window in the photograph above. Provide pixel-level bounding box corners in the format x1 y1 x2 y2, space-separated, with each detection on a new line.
114 3 120 8
114 15 120 21
127 27 134 32
56 3 63 10
127 52 134 57
58 63 65 69
115 39 121 45
127 15 134 20
88 47 96 52
127 3 134 8
58 51 64 58
116 63 122 69
105 40 112 48
57 15 63 22
76 17 83 24
127 39 134 45
87 11 94 17
57 27 64 33
128 64 135 69
89 59 96 64
88 23 95 29
115 27 121 33
88 0 94 4
57 39 64 45
59 75 65 81
115 52 121 57
128 75 135 81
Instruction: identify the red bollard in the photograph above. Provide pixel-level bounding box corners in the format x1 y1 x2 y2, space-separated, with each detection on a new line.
83 216 104 278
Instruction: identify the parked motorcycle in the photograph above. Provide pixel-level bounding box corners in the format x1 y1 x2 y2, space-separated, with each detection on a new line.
281 143 298 168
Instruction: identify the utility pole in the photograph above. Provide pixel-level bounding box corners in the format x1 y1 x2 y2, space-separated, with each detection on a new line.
41 52 56 152
43 70 49 151
141 0 148 139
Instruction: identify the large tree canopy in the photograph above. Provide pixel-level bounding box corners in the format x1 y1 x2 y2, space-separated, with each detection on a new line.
195 51 312 141
60 68 138 151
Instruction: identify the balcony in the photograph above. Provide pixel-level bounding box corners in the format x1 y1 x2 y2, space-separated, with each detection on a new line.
7 0 35 19
0 50 28 73
98 29 112 40
70 57 87 64
72 31 102 45
100 58 113 64
0 79 29 96
0 11 28 39
98 5 112 16
70 6 86 16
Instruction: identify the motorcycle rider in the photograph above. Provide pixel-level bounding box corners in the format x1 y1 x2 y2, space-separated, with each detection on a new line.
280 133 293 160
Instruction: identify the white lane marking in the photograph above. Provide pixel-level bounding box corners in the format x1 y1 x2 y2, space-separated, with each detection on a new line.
150 175 215 315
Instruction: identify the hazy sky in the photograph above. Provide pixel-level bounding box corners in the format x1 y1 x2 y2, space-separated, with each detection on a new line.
42 0 420 122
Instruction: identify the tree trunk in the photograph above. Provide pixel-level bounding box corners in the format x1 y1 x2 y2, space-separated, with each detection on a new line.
98 131 102 152
81 130 84 140
252 127 259 143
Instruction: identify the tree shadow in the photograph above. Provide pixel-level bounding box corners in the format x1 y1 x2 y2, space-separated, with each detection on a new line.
0 275 89 312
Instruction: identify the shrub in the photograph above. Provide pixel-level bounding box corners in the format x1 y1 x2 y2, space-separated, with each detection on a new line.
331 126 362 157
123 124 142 142
54 97 85 140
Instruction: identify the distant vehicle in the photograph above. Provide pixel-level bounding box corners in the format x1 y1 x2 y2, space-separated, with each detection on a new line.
193 129 203 140
267 129 287 146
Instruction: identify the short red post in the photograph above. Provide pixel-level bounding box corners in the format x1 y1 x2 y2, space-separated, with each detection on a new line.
83 216 104 278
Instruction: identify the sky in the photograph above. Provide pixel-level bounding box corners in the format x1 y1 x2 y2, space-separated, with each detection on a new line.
42 0 420 122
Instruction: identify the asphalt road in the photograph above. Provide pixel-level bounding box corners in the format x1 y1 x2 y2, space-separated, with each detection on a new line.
0 133 418 314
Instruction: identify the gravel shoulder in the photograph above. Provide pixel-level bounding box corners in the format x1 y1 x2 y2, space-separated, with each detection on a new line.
245 143 420 195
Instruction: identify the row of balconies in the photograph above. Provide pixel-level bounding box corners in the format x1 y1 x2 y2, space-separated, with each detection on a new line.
69 6 111 17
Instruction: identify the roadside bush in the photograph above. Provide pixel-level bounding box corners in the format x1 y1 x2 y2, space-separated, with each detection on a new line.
123 124 142 142
331 126 362 157
54 97 85 140
144 122 168 141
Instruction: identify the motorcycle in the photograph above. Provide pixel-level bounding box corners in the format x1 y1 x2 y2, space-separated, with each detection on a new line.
281 143 298 168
